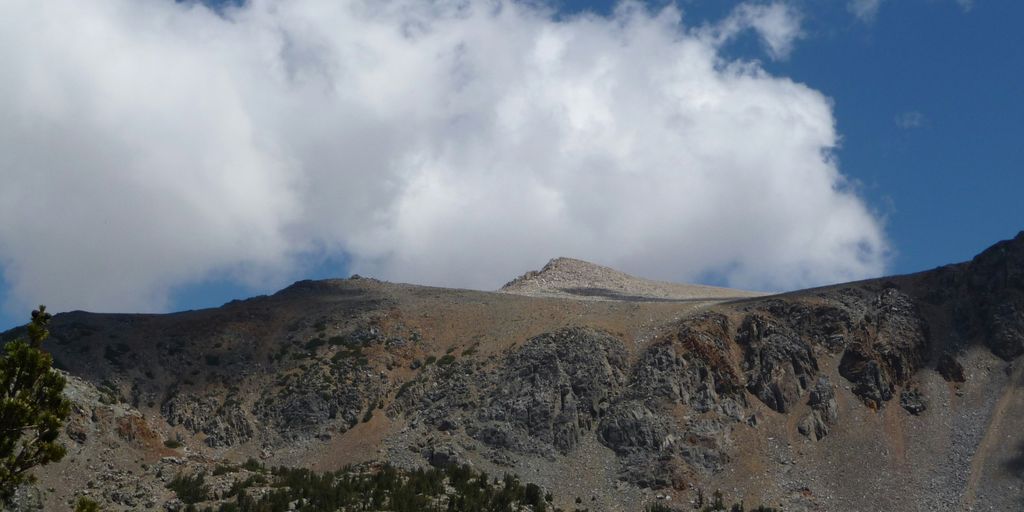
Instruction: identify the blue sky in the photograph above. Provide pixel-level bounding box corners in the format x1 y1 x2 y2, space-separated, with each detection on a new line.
0 0 1021 330
561 0 1023 269
769 0 1023 272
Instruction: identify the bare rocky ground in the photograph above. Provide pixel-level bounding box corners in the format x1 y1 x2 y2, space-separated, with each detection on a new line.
501 257 766 303
4 233 1024 511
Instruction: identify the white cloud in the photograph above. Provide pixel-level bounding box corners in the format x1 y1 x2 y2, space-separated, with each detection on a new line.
709 2 803 60
848 0 883 23
0 0 887 316
849 0 975 22
895 111 926 129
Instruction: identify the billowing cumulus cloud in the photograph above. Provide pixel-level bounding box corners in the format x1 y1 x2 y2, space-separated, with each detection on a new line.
0 0 887 316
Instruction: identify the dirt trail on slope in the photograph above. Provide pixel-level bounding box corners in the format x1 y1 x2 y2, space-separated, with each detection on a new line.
960 361 1024 510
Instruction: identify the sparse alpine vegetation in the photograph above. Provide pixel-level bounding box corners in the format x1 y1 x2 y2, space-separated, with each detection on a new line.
4 232 1024 511
172 463 558 512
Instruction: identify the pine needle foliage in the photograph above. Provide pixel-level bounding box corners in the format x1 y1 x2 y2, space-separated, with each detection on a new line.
0 306 70 502
168 471 211 504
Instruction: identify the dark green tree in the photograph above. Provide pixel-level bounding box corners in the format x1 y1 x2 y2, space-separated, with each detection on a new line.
0 306 70 502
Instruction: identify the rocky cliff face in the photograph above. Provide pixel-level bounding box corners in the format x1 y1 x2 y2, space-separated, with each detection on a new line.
7 232 1024 511
920 231 1024 359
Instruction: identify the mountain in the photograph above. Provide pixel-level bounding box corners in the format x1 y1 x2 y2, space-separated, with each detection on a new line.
500 257 766 302
5 232 1024 511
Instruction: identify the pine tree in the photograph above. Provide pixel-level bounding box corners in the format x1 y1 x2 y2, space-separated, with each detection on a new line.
0 306 70 502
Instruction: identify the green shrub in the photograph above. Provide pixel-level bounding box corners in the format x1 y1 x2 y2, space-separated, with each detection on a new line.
304 338 326 351
202 462 555 512
225 473 268 498
646 503 678 512
396 380 415 397
74 497 100 512
525 482 546 511
166 472 208 504
687 489 780 512
331 346 363 362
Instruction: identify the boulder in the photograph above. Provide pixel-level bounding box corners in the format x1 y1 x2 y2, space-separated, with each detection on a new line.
899 388 927 415
936 353 965 383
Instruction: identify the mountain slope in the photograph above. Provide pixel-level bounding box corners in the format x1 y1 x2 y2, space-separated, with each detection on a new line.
501 257 765 302
5 232 1024 511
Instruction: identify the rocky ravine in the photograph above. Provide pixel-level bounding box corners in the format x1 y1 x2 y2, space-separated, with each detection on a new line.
5 232 1024 511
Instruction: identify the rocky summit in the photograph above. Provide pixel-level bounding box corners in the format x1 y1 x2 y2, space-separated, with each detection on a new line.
5 232 1024 511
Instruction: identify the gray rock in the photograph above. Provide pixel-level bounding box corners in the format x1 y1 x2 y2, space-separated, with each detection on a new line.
799 377 839 441
899 388 927 415
838 288 929 408
942 231 1024 359
162 392 254 447
254 357 387 442
738 314 818 413
630 313 747 419
936 353 965 383
425 443 468 468
474 327 629 455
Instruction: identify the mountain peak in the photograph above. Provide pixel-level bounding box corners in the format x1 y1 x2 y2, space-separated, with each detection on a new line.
500 257 764 302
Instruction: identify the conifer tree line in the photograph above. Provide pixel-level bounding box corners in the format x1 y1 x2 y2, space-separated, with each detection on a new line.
170 462 557 512
163 460 781 512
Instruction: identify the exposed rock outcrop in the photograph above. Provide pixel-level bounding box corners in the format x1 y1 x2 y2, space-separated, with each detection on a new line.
630 313 746 417
162 392 254 447
937 353 966 382
838 288 929 408
254 359 388 442
475 327 629 455
394 327 630 458
919 231 1024 359
757 299 856 354
738 313 819 414
598 314 747 487
597 401 732 488
963 232 1024 359
799 377 838 440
